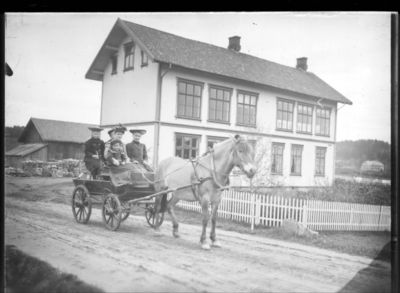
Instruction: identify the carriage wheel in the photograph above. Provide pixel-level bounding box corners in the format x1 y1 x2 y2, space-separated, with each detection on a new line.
102 194 122 231
145 204 164 228
121 203 130 222
72 185 92 224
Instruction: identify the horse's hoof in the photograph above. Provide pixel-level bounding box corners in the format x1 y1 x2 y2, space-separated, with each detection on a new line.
173 232 180 238
201 242 211 250
211 240 222 248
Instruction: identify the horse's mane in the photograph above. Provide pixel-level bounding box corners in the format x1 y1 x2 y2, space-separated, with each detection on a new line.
210 136 253 155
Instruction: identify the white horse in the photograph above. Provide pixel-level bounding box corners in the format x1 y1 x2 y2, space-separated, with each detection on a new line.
153 135 256 250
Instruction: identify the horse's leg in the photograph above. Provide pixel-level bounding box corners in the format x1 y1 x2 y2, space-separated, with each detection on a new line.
200 196 211 250
167 196 180 238
210 202 222 248
153 194 163 231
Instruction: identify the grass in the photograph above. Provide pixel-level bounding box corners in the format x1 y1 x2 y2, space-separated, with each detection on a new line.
5 245 103 293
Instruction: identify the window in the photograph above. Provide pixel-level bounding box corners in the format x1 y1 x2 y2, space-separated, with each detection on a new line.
177 79 203 120
315 147 327 176
175 133 200 159
297 103 313 134
123 42 135 71
111 54 118 75
209 85 232 123
276 99 294 131
290 144 303 175
207 136 227 149
141 50 148 67
237 91 258 127
271 143 284 174
315 107 331 136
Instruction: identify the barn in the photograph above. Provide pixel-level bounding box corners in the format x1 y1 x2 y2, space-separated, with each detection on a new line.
5 117 96 168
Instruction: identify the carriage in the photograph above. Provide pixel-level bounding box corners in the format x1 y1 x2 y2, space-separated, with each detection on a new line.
71 166 167 231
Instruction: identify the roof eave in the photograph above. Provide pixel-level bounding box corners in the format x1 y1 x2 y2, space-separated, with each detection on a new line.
85 18 156 81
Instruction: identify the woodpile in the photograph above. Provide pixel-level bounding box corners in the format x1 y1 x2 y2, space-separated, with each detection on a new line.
5 159 86 178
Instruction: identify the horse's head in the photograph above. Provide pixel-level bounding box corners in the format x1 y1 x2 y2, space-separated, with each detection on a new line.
231 135 257 178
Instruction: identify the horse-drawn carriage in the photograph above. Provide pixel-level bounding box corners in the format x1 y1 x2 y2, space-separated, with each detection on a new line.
72 135 257 249
71 166 166 231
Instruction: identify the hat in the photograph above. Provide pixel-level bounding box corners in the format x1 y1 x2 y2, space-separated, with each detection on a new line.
89 127 103 132
108 125 126 136
129 129 147 135
110 139 123 146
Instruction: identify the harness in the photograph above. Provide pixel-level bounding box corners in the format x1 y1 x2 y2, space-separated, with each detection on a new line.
135 147 231 201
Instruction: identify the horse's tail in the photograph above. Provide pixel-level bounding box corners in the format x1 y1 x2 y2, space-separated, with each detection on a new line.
160 192 168 213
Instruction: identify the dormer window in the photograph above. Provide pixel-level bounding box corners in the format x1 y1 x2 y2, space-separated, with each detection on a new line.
124 42 135 71
141 50 148 67
111 54 118 75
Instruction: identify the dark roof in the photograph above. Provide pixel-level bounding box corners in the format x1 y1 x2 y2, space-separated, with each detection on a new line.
19 118 97 144
86 19 352 105
5 143 47 157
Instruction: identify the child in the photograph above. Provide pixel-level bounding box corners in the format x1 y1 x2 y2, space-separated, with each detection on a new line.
105 139 128 166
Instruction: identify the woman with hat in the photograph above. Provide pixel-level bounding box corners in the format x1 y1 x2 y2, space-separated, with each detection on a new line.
84 127 105 179
126 129 152 171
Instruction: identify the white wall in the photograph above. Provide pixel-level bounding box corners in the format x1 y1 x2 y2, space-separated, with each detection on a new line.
157 124 334 186
101 36 159 126
160 68 337 143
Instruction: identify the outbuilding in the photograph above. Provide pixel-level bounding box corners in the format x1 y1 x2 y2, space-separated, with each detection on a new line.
5 117 96 168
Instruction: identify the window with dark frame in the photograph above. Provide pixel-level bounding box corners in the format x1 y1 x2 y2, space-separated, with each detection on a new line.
177 79 203 120
237 91 257 127
290 144 303 175
209 86 231 123
271 143 284 174
276 99 294 131
315 147 327 176
175 133 200 159
315 107 331 136
297 103 313 133
111 54 118 75
207 136 227 149
123 42 135 71
141 50 148 67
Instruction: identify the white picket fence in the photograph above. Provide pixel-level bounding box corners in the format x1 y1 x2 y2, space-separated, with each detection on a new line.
176 190 391 232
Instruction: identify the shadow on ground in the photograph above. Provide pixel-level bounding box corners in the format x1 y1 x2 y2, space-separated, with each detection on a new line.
338 242 391 293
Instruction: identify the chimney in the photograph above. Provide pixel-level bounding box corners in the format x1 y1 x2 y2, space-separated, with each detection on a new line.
228 36 241 52
296 57 308 71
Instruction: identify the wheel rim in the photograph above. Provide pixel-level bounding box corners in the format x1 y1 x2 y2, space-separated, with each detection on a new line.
102 195 122 231
145 206 164 228
72 186 92 224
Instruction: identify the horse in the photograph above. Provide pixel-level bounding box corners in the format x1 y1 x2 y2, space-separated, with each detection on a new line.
153 134 257 250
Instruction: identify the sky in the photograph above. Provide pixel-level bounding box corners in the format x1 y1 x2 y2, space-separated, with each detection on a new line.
5 12 392 143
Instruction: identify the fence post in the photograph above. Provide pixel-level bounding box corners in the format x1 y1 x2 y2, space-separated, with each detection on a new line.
302 204 308 227
251 192 255 231
255 195 261 226
349 206 354 230
377 205 383 231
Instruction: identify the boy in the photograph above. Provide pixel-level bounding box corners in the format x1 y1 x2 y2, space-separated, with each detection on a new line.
84 127 105 179
105 139 128 166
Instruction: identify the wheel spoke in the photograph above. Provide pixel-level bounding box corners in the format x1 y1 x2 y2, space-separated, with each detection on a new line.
82 207 86 219
78 208 83 221
111 215 114 227
106 213 112 224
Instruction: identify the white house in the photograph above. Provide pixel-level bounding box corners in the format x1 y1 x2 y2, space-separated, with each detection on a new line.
86 18 352 187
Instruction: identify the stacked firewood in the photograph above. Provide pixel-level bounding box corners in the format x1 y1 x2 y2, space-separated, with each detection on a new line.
14 159 87 177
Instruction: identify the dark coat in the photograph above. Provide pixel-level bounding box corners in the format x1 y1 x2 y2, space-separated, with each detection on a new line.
126 141 148 163
84 137 105 177
84 138 105 161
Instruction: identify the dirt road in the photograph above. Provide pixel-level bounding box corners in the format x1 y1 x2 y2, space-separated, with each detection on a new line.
5 190 390 293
